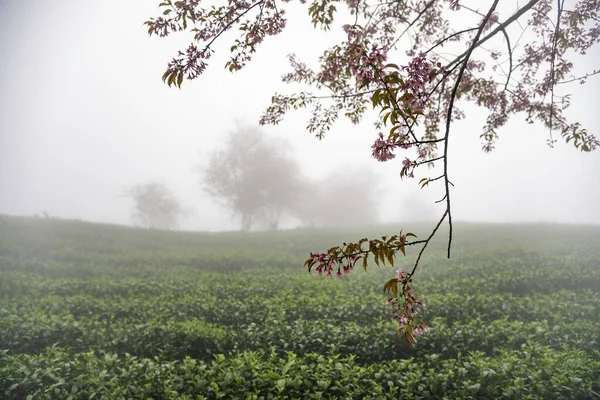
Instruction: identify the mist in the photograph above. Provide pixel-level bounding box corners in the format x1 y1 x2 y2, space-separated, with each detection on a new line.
1 3 600 398
1 0 599 231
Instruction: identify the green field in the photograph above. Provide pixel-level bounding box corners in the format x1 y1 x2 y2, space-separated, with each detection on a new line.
0 216 599 399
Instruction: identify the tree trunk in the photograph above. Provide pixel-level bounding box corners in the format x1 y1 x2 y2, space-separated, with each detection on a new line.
241 213 252 232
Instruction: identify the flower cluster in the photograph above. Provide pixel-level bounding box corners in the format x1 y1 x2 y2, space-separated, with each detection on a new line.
342 25 388 86
282 54 315 84
146 0 201 38
370 53 438 166
402 52 436 113
372 133 426 178
147 0 288 80
371 128 414 162
317 48 346 88
400 150 425 179
226 4 288 72
148 17 178 38
308 253 360 279
402 157 412 177
386 268 427 343
259 92 312 126
167 44 212 80
350 43 388 85
371 133 397 162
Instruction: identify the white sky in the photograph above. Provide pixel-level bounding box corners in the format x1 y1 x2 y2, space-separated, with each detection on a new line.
0 0 599 231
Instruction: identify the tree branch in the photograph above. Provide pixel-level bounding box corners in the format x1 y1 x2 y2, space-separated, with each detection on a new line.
445 0 540 72
556 68 600 84
389 0 437 50
442 0 501 259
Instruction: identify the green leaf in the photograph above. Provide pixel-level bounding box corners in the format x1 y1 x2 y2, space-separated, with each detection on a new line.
268 371 281 380
282 358 295 376
317 380 329 389
386 248 394 266
429 68 437 82
404 326 417 346
383 279 397 296
390 125 403 135
371 93 379 108
276 379 286 390
383 112 391 125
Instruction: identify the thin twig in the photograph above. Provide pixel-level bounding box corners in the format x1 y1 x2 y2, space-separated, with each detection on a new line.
414 155 444 166
556 69 600 84
500 28 514 91
425 27 480 55
445 0 540 72
408 209 448 277
389 0 437 50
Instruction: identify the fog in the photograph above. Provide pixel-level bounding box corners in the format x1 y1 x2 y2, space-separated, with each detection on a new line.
1 0 599 231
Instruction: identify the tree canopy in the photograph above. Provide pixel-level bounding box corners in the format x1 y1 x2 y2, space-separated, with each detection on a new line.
144 0 599 342
202 126 303 231
126 181 188 230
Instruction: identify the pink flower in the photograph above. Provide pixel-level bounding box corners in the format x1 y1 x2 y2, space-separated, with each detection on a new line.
371 133 397 162
401 53 435 112
395 268 405 281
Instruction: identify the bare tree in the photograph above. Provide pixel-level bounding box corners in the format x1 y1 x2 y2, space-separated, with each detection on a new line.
126 182 187 230
202 126 303 232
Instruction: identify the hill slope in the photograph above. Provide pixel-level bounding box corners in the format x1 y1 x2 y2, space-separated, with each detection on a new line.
1 216 599 399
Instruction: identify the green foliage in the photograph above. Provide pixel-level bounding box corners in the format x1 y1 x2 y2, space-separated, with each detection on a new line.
308 0 338 29
2 346 599 399
1 216 599 398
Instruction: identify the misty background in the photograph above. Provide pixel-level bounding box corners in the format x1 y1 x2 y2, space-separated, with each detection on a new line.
1 0 599 231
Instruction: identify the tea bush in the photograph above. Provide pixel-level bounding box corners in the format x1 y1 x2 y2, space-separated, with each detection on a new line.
1 217 599 398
